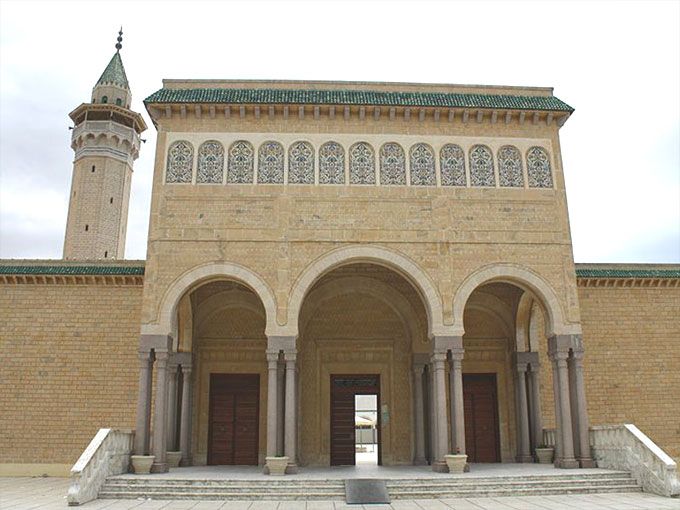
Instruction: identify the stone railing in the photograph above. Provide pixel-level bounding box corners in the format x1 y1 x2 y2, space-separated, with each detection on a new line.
591 424 680 497
67 428 134 506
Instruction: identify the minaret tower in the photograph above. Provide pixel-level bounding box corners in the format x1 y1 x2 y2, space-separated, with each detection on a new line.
63 29 147 260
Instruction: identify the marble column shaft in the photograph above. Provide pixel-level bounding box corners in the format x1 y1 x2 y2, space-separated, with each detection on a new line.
515 361 532 462
284 350 298 472
528 362 543 453
179 362 193 466
266 351 279 458
412 363 427 465
151 350 170 472
431 351 449 471
166 360 178 451
450 351 465 455
571 349 595 467
276 359 285 456
134 351 153 455
551 348 578 468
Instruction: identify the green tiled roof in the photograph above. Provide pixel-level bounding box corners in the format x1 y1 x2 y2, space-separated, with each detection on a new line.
575 268 680 278
96 52 129 89
144 88 573 112
0 265 144 276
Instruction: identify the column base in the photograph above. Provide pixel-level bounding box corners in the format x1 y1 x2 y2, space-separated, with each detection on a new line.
285 463 298 474
263 465 270 475
179 457 192 467
413 457 428 466
431 460 449 473
554 458 580 469
150 462 169 473
579 458 597 468
515 454 534 463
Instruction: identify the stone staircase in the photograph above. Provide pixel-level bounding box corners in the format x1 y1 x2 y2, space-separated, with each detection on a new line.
99 471 641 500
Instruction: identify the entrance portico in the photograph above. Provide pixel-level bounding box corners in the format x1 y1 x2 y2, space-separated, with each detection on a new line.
134 253 595 473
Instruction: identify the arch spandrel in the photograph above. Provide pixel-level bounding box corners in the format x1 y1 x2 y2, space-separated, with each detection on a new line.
285 245 448 338
145 261 279 338
452 263 581 338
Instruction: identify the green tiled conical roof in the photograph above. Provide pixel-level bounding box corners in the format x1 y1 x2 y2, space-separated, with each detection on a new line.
96 51 129 90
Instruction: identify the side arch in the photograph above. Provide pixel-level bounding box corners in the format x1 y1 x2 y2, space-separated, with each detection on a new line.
286 245 447 337
452 263 580 337
150 262 278 338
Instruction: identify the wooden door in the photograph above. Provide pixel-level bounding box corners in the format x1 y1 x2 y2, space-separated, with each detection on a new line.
330 375 380 466
463 374 500 463
208 374 259 465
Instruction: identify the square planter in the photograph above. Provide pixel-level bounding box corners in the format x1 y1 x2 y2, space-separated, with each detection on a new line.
444 454 468 474
166 451 182 468
131 455 155 474
265 456 290 476
535 447 554 464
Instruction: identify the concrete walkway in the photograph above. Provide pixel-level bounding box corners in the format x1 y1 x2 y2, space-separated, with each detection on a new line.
2 478 680 510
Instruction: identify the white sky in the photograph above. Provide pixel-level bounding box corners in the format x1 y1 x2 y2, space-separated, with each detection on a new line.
0 0 678 263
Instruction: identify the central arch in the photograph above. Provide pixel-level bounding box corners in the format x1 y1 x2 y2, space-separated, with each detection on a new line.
286 245 446 337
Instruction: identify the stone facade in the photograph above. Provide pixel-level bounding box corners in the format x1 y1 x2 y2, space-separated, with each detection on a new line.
1 47 678 476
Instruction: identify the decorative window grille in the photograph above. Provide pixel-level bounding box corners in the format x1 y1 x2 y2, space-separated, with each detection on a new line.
379 142 406 185
166 140 193 183
288 141 315 184
257 141 284 184
440 144 466 186
409 143 436 185
197 140 224 184
469 144 495 187
349 142 376 184
497 145 524 187
526 147 553 188
319 142 345 184
227 140 254 184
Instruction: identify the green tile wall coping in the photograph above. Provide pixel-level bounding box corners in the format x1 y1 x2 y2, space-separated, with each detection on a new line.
144 88 574 112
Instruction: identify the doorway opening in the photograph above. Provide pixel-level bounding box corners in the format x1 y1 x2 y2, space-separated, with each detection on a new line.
330 375 381 466
355 394 378 465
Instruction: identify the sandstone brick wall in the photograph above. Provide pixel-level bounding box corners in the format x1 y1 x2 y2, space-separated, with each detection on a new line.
0 281 142 471
579 285 680 462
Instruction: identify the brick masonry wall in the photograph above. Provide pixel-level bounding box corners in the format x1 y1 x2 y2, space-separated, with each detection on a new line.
578 285 680 462
0 282 142 466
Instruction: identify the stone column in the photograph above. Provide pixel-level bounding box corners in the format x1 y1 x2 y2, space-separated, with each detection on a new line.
527 358 543 454
449 345 465 456
412 362 427 465
134 350 153 455
151 350 170 473
265 350 279 462
427 364 436 463
570 345 596 467
514 357 532 462
177 353 193 466
548 335 579 469
276 358 285 456
431 351 449 472
284 350 298 473
166 358 178 452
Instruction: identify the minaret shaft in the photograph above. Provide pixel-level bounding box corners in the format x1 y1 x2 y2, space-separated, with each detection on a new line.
62 30 146 260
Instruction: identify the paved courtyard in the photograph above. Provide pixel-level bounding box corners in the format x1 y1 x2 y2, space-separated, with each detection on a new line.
2 477 680 510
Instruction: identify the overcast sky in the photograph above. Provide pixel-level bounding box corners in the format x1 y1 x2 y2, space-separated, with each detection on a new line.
1 0 678 263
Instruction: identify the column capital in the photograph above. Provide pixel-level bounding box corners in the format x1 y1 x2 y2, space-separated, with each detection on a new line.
180 363 193 374
138 350 152 362
174 352 192 367
266 351 280 364
155 350 170 364
430 351 447 367
515 361 529 373
283 350 297 363
450 347 464 361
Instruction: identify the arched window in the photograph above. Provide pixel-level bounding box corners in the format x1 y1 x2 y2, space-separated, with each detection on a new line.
115 98 122 106
440 144 466 186
349 142 375 184
409 143 436 185
166 140 194 183
526 147 553 188
102 96 108 104
227 140 254 184
197 140 224 184
469 144 495 187
497 145 524 187
258 141 284 184
288 141 315 184
379 142 406 185
319 141 345 184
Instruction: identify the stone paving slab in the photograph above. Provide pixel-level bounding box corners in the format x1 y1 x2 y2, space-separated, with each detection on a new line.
1 477 680 510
